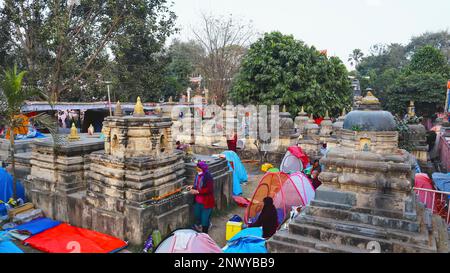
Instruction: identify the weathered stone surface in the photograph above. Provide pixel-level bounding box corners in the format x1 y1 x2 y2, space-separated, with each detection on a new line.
268 95 448 253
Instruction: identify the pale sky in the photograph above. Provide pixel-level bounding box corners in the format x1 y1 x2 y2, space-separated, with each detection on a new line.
170 0 450 68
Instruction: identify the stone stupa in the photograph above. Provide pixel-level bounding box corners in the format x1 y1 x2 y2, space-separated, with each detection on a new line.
267 91 449 253
84 98 190 244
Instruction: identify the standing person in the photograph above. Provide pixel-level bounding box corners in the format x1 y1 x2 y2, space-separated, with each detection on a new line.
249 197 278 239
187 161 215 233
226 132 237 152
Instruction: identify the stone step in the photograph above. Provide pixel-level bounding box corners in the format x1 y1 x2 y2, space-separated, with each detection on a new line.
267 237 325 253
304 204 420 232
310 199 410 220
270 230 368 253
296 214 429 246
288 222 434 253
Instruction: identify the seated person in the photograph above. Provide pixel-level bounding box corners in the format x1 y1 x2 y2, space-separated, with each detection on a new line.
248 197 278 239
311 170 322 190
311 159 321 174
175 141 189 151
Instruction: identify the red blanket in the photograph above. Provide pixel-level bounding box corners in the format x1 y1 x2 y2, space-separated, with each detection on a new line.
24 223 127 253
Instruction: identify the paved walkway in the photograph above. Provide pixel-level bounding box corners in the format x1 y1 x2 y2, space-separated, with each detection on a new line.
208 162 264 247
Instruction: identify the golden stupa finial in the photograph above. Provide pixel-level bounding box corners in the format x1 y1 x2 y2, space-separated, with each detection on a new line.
114 101 123 117
68 122 80 141
361 89 380 105
325 110 330 119
300 106 305 114
133 97 145 117
282 105 287 113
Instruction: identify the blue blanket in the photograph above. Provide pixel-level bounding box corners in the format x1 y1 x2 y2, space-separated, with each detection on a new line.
224 227 267 253
221 151 248 196
10 217 61 236
0 231 23 253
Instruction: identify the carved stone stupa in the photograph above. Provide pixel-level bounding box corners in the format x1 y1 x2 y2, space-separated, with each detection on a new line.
268 91 449 253
84 98 190 244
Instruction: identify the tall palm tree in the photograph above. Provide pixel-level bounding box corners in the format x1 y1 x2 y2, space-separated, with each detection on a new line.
348 49 364 69
0 65 57 201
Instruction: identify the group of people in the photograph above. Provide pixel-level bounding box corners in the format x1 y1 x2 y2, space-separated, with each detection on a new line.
185 143 327 240
187 160 277 239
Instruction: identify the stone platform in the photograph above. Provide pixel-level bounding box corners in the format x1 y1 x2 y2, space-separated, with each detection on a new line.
24 135 104 222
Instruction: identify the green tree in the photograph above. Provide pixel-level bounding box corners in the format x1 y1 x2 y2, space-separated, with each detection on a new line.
408 45 449 75
1 0 176 102
161 40 205 100
385 72 447 117
406 31 450 62
348 49 364 69
230 32 352 117
385 46 449 117
0 65 56 200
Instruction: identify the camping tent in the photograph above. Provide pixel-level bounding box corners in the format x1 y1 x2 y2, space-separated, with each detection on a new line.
414 173 435 209
432 173 450 200
280 146 309 174
154 229 222 253
221 150 248 196
223 227 267 253
245 172 315 226
0 168 26 205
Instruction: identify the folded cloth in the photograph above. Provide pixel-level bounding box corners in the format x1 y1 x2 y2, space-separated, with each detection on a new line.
10 217 61 236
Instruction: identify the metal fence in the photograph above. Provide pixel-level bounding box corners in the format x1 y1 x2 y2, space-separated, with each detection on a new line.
414 187 450 226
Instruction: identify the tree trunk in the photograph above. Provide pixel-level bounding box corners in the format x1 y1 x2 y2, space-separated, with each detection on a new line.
9 129 17 201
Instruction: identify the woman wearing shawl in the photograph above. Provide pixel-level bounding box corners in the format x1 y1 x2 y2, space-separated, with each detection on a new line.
187 161 215 233
249 197 278 239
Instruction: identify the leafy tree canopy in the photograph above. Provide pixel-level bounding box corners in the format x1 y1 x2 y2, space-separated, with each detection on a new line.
229 32 352 117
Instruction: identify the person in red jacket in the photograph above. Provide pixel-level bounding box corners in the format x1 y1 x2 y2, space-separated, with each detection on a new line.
187 161 215 233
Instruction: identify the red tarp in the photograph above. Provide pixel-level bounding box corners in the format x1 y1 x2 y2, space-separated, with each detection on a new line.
23 223 127 253
287 146 310 168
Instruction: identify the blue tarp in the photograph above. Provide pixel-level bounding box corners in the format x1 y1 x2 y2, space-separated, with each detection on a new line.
10 217 61 236
223 227 267 253
221 151 248 196
0 168 26 210
0 231 23 253
432 173 450 200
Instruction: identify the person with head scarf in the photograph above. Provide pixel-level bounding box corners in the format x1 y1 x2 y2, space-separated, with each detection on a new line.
249 197 278 239
187 161 215 233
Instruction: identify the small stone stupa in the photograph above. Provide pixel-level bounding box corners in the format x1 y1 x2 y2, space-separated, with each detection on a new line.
68 123 80 141
268 91 449 253
85 96 190 244
294 106 309 135
404 101 431 172
114 101 123 117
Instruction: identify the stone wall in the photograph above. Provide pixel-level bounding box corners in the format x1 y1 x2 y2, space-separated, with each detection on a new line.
184 155 233 210
24 136 104 223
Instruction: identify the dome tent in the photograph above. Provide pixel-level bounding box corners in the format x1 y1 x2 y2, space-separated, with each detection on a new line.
245 172 315 226
280 146 309 173
154 229 222 253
